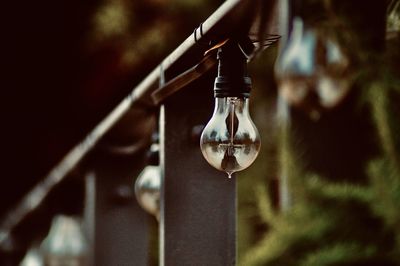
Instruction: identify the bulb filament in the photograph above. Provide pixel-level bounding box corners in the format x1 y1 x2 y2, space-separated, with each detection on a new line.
230 98 235 143
220 97 244 178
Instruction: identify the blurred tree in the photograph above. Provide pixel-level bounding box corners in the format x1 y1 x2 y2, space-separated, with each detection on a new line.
239 0 400 265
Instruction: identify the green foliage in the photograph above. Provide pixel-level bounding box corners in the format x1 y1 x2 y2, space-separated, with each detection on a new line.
240 82 400 266
239 2 400 265
240 168 399 265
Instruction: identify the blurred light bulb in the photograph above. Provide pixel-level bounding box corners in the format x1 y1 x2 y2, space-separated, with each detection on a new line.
134 166 161 220
40 215 88 266
200 40 261 178
20 246 43 266
275 17 351 119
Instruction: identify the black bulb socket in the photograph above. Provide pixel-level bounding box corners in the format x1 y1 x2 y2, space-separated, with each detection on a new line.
214 40 252 98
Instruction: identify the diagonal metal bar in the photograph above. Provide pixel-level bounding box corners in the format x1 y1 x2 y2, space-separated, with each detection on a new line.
0 0 258 247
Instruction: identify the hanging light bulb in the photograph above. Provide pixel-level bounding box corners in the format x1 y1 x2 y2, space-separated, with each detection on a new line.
200 40 261 178
40 215 88 266
275 17 351 120
134 165 161 220
20 245 43 266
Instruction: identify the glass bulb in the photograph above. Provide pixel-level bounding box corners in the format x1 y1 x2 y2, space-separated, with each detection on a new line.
134 165 161 220
40 215 88 266
200 97 261 178
275 17 351 119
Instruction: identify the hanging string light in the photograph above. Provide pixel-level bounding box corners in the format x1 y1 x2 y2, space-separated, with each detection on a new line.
200 39 261 178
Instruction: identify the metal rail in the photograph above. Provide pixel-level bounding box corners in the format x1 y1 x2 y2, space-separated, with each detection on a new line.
0 0 258 247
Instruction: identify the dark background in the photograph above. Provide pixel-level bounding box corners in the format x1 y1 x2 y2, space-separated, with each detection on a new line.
1 0 222 220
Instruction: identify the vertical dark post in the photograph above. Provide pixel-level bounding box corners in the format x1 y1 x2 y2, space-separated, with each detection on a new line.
160 74 237 266
91 153 151 266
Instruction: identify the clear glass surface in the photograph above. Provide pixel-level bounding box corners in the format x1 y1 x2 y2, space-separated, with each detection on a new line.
200 97 261 178
275 17 351 119
134 166 161 220
40 215 88 265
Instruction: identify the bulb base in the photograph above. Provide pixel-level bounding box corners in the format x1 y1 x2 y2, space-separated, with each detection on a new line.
214 40 252 98
214 76 252 98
